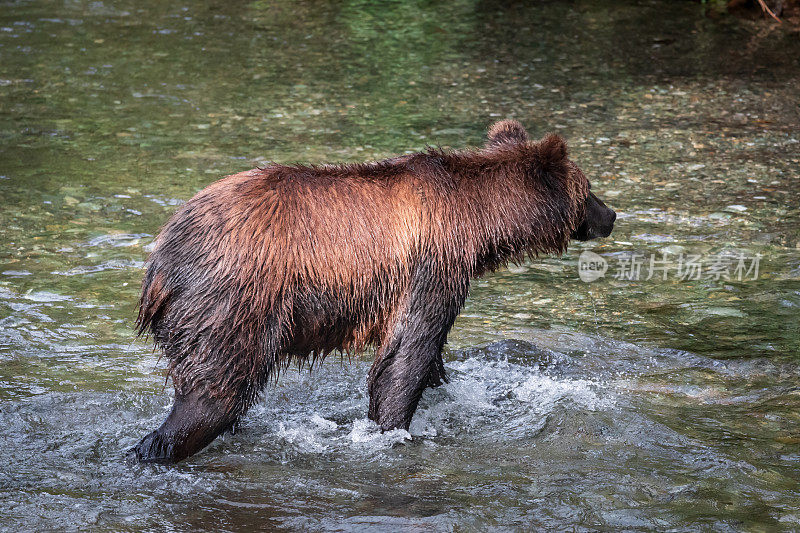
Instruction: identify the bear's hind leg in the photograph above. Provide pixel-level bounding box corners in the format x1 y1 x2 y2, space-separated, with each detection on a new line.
129 321 284 464
127 388 238 464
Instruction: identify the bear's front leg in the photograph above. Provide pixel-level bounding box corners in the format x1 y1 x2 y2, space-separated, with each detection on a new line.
367 263 468 431
127 389 237 464
367 332 446 431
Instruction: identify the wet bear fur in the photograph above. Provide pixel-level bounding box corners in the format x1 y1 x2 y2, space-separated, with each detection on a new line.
130 120 594 463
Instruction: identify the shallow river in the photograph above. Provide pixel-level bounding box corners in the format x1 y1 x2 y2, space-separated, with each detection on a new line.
1 0 799 530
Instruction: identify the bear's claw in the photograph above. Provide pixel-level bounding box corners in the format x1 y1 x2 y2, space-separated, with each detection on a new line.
126 430 176 464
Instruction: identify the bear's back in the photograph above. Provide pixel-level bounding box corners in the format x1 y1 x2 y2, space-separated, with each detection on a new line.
151 164 424 298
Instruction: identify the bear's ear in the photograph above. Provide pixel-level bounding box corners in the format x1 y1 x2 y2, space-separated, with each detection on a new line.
531 133 569 188
486 119 529 146
538 133 568 163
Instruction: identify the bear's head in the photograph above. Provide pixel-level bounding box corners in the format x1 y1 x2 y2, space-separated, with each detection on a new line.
486 119 616 242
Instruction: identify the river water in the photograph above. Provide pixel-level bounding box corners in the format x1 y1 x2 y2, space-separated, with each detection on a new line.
1 0 799 530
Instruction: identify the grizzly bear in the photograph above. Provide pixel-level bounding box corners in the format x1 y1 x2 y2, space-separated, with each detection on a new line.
128 120 615 464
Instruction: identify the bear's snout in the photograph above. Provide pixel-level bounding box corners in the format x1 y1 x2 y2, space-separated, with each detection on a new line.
572 192 615 241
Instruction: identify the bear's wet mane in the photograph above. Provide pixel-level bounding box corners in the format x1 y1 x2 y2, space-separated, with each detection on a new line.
251 122 587 275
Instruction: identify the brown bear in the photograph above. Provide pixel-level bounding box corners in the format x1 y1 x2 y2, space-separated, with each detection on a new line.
128 120 615 463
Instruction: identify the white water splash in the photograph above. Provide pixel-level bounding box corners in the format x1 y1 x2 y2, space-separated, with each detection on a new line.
410 356 613 439
276 414 339 453
347 418 411 447
257 351 614 456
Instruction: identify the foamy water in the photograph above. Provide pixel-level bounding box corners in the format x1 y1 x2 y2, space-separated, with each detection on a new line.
227 342 617 462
